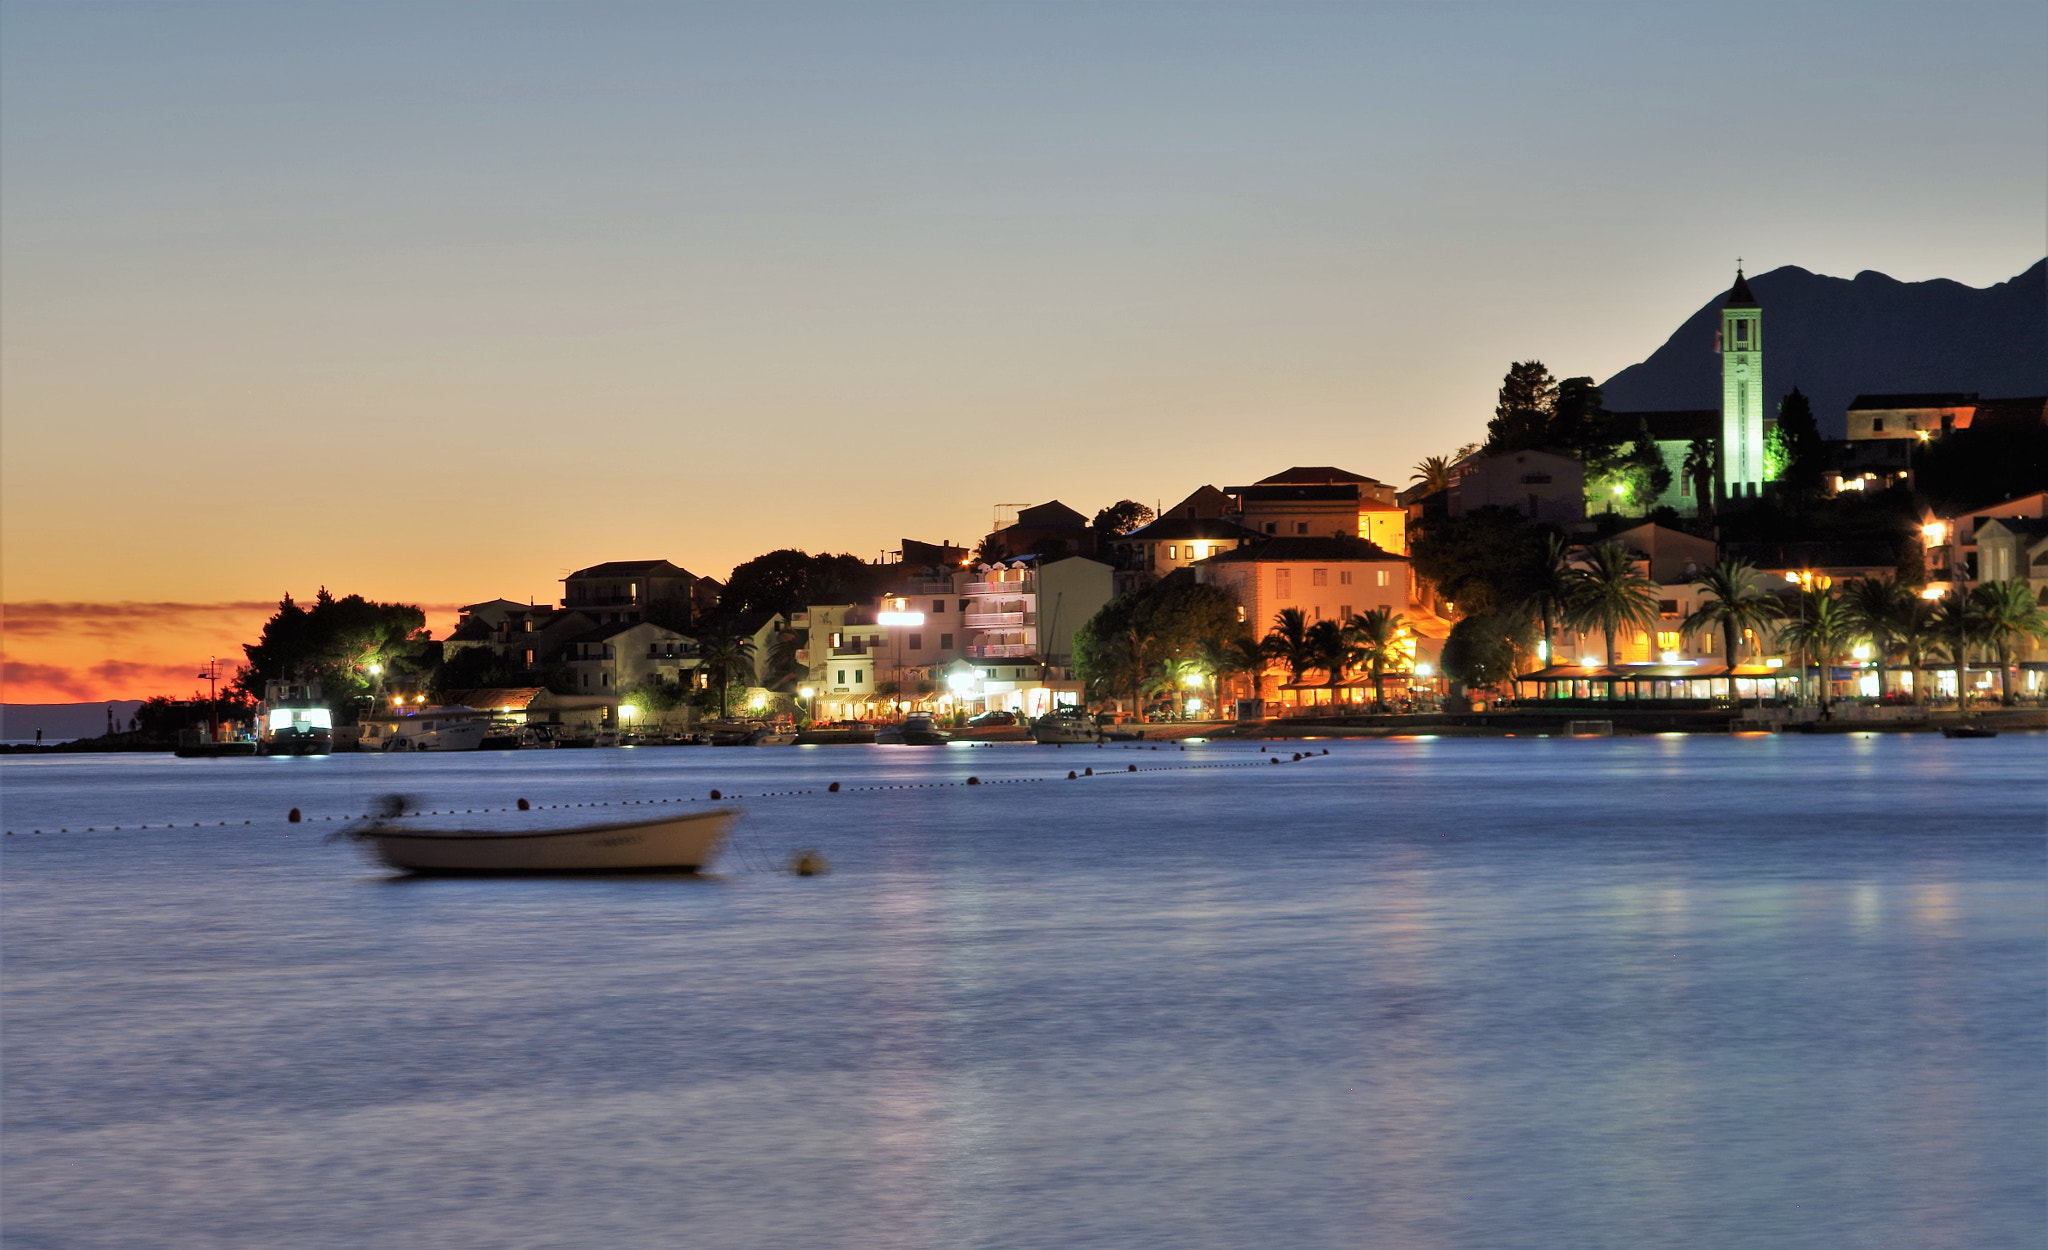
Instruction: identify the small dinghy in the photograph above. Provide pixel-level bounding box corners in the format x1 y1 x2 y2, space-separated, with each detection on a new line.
345 796 734 875
1940 724 1998 739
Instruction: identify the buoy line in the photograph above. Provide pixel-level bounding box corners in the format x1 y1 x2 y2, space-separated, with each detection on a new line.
1 749 1340 834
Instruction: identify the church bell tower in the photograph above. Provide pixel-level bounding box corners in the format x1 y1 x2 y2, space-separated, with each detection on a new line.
1719 267 1763 500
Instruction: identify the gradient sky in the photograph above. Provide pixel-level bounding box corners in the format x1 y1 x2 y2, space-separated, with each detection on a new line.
4 2 2044 702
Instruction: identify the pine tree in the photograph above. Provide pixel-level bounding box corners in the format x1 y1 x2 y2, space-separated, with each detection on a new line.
1483 361 1559 453
1775 388 1825 498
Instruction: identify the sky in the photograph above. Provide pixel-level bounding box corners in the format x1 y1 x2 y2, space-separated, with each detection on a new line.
3 1 2044 703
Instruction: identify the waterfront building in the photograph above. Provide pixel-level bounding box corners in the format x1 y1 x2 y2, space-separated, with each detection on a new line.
1193 535 1411 704
1106 516 1260 593
560 559 714 626
981 500 1093 561
558 620 701 694
1921 490 2048 593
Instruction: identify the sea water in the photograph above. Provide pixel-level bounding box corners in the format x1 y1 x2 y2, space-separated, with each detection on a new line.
2 734 2042 1249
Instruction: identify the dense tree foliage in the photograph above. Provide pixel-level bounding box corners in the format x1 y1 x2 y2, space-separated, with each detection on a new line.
1767 387 1826 500
720 550 890 617
1091 500 1155 541
1439 612 1529 692
1482 361 1559 453
1073 579 1239 708
234 590 429 712
1409 507 1555 617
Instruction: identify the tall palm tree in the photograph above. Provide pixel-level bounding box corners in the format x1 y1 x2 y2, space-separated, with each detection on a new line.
1970 579 2048 706
1564 543 1662 682
1889 595 1941 705
1516 533 1574 666
694 627 757 718
1840 576 1907 699
1118 622 1156 715
1262 608 1315 689
1344 607 1407 712
1681 560 1782 701
1305 619 1353 702
1932 589 1981 708
1778 588 1856 712
1681 438 1717 521
1410 455 1453 494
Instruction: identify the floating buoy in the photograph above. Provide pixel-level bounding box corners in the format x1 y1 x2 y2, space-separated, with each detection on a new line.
1084 767 1093 776
517 798 530 810
966 776 980 785
1292 752 1302 761
1271 757 1281 765
1127 764 1137 772
288 808 301 823
1322 748 1329 756
828 782 840 793
709 790 721 800
789 848 830 876
1260 747 1267 753
1068 770 1077 779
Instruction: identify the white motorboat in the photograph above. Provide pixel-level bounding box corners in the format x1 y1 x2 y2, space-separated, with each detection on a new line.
876 713 951 745
1029 710 1102 744
348 800 734 874
359 706 493 752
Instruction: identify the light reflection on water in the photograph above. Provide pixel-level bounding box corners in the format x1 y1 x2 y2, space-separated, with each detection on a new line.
2 734 2043 1249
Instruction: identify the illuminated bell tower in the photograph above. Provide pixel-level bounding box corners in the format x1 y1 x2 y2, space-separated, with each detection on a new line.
1719 267 1764 500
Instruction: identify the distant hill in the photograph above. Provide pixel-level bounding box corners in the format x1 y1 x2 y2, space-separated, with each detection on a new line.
1601 260 2047 437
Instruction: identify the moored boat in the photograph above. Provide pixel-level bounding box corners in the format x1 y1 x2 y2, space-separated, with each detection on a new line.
349 802 735 874
1029 710 1102 744
1940 724 1999 739
877 713 951 745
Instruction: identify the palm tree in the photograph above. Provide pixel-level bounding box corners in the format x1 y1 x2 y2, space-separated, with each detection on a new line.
694 626 757 718
1778 588 1856 713
1970 580 2048 705
1681 560 1782 702
1199 634 1269 705
1118 622 1156 716
1516 533 1574 667
1563 544 1662 689
1410 455 1453 494
1344 607 1407 712
1840 577 1908 700
1262 608 1315 690
1932 589 1981 708
1889 595 1941 705
1305 619 1352 703
1681 438 1717 521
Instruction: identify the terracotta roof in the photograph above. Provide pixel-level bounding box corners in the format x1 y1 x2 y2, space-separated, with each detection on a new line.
1116 517 1261 543
564 559 695 580
1253 466 1386 487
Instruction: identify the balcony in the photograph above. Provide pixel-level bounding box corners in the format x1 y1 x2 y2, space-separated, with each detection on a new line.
900 578 956 595
969 644 1038 659
963 611 1033 629
830 644 871 657
964 579 1035 595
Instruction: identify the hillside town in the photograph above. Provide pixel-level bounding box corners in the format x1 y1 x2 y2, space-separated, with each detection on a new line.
120 271 2048 751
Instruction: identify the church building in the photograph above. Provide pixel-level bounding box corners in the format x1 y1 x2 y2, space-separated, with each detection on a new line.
1719 269 1766 499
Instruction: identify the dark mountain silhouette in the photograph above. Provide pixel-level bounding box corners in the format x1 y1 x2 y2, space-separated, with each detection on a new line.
1601 260 2046 437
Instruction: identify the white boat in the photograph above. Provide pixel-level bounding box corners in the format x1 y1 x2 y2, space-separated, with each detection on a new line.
1029 710 1102 744
350 803 735 874
876 713 951 745
360 706 493 752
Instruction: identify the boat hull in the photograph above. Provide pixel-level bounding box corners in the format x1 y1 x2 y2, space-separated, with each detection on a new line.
362 809 734 874
1029 715 1102 744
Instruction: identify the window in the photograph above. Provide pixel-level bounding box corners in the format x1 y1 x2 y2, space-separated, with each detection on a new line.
1522 473 1552 485
1658 599 1679 615
1264 523 1278 535
602 673 610 686
1295 522 1310 535
1311 568 1328 587
1313 606 1323 620
603 644 614 659
1872 417 1885 433
959 600 971 613
1236 605 1246 623
1340 605 1351 619
1375 570 1390 587
1275 569 1292 598
933 600 945 615
582 673 590 688
1339 571 1353 585
1167 545 1178 559
940 633 953 650
830 631 843 647
836 670 846 685
1734 321 1747 343
1657 632 1681 650
908 634 922 650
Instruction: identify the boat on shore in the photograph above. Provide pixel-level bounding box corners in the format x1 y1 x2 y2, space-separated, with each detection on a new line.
347 800 734 874
1029 711 1102 744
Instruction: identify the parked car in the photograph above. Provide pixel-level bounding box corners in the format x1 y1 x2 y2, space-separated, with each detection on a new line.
969 710 1017 727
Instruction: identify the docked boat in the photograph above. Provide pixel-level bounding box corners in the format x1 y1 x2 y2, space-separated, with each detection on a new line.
359 706 493 752
1940 724 1999 739
258 678 333 756
877 713 951 745
347 800 734 874
1029 710 1102 744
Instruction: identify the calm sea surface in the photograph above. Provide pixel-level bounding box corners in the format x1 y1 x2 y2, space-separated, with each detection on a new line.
3 735 2042 1249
